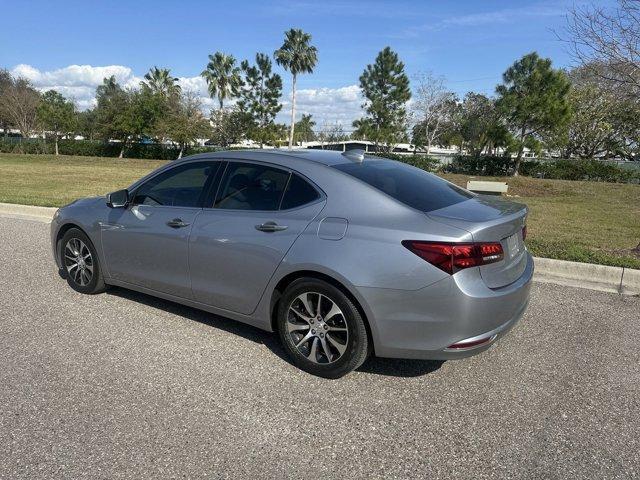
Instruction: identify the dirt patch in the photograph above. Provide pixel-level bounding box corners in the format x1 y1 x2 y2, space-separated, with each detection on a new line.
602 246 640 260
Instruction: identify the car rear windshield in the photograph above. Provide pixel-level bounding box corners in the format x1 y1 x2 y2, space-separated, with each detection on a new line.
333 159 473 212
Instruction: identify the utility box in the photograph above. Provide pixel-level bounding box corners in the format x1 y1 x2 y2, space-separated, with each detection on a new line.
466 180 508 196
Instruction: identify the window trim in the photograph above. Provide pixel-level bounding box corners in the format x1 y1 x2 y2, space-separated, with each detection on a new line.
128 160 222 210
278 172 323 211
207 159 325 213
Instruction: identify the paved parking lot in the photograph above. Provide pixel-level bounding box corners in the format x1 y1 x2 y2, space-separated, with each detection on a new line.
0 215 638 479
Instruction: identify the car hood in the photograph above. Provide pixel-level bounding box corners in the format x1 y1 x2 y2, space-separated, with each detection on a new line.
62 196 104 210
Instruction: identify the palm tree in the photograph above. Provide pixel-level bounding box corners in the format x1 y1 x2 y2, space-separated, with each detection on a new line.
141 67 181 97
274 28 318 148
97 75 121 98
201 52 242 110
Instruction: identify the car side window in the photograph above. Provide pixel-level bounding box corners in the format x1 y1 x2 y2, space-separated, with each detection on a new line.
214 162 290 211
280 174 320 210
132 162 214 208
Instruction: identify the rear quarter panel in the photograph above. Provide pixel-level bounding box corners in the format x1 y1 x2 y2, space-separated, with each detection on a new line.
254 164 473 335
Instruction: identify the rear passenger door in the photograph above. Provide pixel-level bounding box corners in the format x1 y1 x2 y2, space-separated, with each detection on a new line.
189 161 325 315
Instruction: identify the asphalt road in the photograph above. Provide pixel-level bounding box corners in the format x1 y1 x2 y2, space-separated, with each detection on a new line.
0 216 638 480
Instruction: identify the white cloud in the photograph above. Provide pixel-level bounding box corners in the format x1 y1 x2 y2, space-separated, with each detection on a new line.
12 63 136 87
443 4 564 27
176 75 208 97
279 84 363 128
10 64 142 110
396 1 566 38
9 63 365 129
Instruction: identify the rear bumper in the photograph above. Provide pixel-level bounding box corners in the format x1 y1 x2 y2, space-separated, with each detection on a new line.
358 252 534 360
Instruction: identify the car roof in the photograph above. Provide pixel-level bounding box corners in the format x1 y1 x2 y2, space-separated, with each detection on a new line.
179 149 364 168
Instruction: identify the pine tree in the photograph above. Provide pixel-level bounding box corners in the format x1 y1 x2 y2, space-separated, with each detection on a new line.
496 52 571 175
238 53 283 148
355 47 411 151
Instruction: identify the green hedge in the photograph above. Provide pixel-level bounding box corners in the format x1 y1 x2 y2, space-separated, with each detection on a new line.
0 138 220 160
519 158 640 182
445 155 514 176
2 139 638 182
444 155 640 183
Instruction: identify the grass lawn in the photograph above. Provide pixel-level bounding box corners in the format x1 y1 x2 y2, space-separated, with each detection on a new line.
442 174 640 269
1 153 639 269
0 154 167 207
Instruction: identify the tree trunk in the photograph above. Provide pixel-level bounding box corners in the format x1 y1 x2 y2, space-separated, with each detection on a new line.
513 149 523 177
119 142 125 159
54 136 59 156
288 74 297 149
513 126 527 177
426 138 431 155
178 144 184 159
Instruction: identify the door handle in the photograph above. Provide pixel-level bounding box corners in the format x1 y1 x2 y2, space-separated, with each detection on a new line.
255 221 288 232
166 218 190 229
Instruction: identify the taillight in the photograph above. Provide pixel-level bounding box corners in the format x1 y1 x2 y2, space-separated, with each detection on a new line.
402 240 504 275
522 225 527 242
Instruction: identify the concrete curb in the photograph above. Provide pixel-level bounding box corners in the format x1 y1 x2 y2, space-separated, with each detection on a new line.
0 202 637 295
621 268 640 296
0 202 57 223
533 257 639 296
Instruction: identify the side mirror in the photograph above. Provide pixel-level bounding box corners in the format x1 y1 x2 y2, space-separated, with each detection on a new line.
106 189 129 208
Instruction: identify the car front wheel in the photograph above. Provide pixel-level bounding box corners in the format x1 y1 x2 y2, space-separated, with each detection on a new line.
60 228 107 295
277 278 369 378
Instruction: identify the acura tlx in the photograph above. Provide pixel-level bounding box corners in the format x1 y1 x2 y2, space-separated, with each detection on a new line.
51 149 532 378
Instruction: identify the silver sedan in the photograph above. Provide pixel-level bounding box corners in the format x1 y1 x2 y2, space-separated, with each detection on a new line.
51 149 533 378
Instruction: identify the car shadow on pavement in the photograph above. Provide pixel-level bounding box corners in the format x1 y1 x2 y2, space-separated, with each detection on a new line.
107 287 444 379
358 357 444 378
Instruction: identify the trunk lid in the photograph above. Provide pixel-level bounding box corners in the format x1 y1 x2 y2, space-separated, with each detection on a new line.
427 195 528 288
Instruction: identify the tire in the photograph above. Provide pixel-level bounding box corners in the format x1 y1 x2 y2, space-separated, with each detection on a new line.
59 228 107 295
277 278 370 379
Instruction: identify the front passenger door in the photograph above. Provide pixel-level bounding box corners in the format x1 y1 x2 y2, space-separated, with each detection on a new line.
101 161 219 298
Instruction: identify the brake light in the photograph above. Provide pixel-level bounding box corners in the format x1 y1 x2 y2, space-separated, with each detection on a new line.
522 225 527 242
402 240 504 275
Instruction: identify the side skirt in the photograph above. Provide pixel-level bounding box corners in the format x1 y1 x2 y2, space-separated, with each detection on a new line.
105 278 273 332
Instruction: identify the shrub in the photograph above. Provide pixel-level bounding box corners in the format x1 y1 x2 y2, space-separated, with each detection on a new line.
519 158 639 182
0 138 221 160
445 155 514 176
444 155 640 183
0 138 52 154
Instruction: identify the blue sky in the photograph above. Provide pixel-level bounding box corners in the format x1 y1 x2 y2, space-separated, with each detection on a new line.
0 0 611 126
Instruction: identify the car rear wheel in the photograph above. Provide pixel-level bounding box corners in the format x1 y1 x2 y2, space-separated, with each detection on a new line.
277 278 369 378
60 228 107 294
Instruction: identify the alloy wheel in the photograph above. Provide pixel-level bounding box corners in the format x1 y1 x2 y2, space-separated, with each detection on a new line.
286 291 349 364
64 238 94 287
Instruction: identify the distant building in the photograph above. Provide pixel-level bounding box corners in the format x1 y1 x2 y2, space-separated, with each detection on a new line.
303 140 459 156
